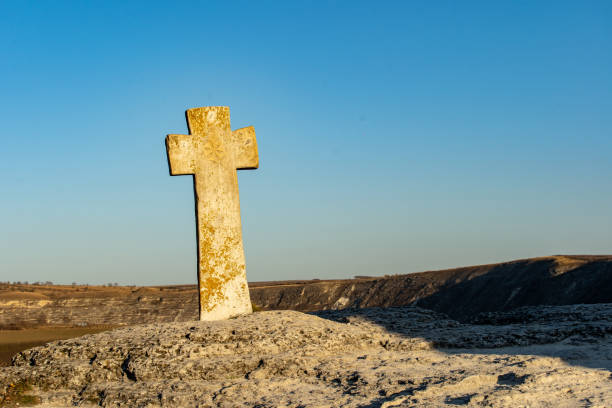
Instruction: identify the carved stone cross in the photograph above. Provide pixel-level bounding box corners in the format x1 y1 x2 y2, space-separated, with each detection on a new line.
165 106 258 320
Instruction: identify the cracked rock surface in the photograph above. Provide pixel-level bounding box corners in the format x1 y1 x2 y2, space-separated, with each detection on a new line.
1 305 611 407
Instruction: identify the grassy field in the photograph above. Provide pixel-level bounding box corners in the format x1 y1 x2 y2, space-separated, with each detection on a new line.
0 327 115 366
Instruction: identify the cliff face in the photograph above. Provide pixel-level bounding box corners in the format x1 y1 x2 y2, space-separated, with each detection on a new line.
251 256 612 320
0 286 198 329
250 255 612 321
1 255 611 328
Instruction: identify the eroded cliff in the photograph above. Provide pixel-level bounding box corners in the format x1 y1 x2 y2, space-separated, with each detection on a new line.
2 255 611 328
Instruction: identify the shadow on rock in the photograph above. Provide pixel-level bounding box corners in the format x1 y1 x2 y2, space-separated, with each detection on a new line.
314 303 612 372
411 257 612 322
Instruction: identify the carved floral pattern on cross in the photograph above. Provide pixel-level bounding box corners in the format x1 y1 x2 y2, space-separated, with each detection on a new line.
204 134 225 163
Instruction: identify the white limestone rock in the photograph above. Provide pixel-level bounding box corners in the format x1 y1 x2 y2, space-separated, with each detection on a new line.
1 305 611 407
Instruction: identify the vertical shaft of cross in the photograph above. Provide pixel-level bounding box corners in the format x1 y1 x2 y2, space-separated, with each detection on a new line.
166 106 258 320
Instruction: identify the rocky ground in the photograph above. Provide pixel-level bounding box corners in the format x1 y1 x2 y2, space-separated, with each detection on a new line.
1 304 611 407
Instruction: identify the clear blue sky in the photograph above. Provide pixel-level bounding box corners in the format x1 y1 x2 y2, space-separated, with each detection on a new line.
1 1 610 285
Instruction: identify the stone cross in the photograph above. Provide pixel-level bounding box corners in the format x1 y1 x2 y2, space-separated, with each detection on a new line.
165 106 258 320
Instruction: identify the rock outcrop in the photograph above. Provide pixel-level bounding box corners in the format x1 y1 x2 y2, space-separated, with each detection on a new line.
1 304 611 407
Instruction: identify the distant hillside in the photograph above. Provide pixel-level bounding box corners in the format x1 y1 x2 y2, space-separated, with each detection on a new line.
1 255 611 328
250 255 612 321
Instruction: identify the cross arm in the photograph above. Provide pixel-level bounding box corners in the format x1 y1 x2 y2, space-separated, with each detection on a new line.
232 126 259 170
166 134 198 175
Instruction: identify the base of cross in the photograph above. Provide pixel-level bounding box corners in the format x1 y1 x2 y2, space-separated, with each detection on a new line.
198 270 253 321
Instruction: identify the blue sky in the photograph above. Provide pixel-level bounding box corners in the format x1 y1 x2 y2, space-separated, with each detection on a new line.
1 1 610 285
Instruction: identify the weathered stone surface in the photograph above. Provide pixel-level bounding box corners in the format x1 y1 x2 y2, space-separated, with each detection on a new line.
1 305 611 407
166 107 258 321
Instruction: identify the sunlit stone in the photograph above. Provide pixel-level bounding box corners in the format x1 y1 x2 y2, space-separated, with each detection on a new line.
166 107 258 320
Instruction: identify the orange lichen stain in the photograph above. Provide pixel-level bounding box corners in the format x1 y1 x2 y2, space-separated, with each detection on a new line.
187 107 231 137
197 223 245 313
